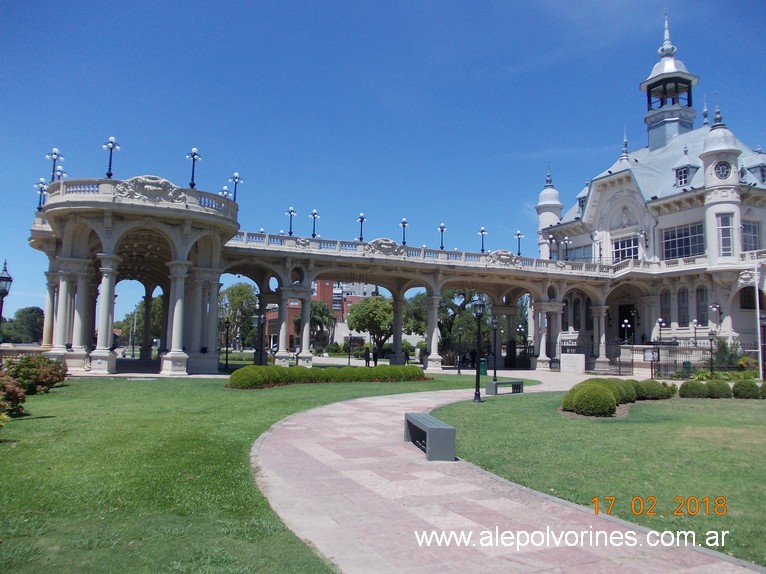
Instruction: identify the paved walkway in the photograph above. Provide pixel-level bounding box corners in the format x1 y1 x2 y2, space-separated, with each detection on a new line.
252 371 760 573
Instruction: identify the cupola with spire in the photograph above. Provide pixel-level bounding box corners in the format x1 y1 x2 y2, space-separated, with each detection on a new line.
535 169 563 258
639 15 699 150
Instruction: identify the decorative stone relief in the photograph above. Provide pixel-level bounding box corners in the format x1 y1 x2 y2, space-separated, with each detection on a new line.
115 175 187 204
610 206 638 229
295 238 311 249
738 270 755 287
365 238 405 256
485 250 520 266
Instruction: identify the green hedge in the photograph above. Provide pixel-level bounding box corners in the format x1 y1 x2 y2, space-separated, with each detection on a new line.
3 355 67 394
705 380 733 399
762 382 766 399
562 377 674 417
679 380 709 398
732 380 761 399
571 384 616 417
635 379 676 400
226 364 429 389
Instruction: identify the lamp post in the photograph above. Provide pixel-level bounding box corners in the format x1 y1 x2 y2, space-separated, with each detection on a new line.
517 324 525 344
473 301 485 402
186 147 201 188
102 136 120 179
691 319 698 345
309 209 320 238
759 314 766 381
548 234 556 260
55 166 67 181
347 331 353 365
457 326 463 374
357 213 366 241
438 223 446 250
45 147 64 183
253 313 266 365
228 172 243 201
400 218 408 245
622 319 631 344
286 207 297 236
491 317 499 382
515 230 524 256
224 318 231 370
710 303 721 329
35 178 48 211
656 318 666 342
479 227 487 253
563 236 572 261
0 261 12 344
708 330 715 373
219 186 231 199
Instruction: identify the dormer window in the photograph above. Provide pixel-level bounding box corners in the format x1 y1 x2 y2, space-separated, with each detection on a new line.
577 197 586 213
760 166 766 183
676 167 689 186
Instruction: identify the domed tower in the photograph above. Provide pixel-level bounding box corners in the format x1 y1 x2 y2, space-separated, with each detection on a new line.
700 105 743 265
535 170 563 259
639 15 699 150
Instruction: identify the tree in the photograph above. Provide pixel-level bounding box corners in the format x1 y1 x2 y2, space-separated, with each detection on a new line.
3 307 44 343
293 300 336 349
347 296 393 353
116 297 163 351
219 283 259 349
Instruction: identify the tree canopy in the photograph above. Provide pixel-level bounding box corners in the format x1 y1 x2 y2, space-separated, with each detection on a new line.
1 306 44 343
347 296 393 353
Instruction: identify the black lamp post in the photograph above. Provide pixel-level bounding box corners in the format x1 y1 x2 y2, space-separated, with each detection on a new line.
253 313 265 365
45 147 64 183
55 166 67 181
656 318 666 342
760 314 766 381
400 218 408 245
517 324 525 344
708 330 715 373
479 227 487 253
622 319 631 344
710 303 721 329
548 234 556 260
357 213 366 241
35 178 48 211
473 301 485 402
563 236 572 260
187 147 201 188
491 317 499 382
229 172 243 201
286 207 297 236
438 223 446 250
310 209 320 238
224 318 231 370
457 326 463 374
0 260 12 344
219 185 232 199
347 331 353 365
515 230 524 256
102 136 120 179
692 319 698 345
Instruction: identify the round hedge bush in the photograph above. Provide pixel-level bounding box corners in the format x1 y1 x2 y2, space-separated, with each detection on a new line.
705 379 732 399
638 379 676 399
572 384 616 417
732 380 760 399
679 380 709 398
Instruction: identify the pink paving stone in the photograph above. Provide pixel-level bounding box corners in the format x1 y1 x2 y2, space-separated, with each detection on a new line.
252 375 760 574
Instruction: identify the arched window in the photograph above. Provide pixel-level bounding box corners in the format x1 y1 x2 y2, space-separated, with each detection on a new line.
677 288 689 327
695 286 708 326
573 299 582 331
660 289 671 323
585 298 593 331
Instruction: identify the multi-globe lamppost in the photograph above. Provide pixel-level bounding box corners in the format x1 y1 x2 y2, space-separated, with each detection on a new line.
229 172 243 202
457 326 463 375
438 223 447 250
357 213 366 241
187 147 201 189
55 166 66 181
286 207 297 236
708 330 715 373
515 230 524 256
491 317 499 383
479 227 487 253
35 178 48 211
102 136 120 179
0 260 13 344
309 209 320 238
45 147 64 183
473 301 485 403
224 318 231 370
400 218 408 245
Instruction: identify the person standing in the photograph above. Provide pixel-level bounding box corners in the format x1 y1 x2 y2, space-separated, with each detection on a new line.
363 347 371 367
404 350 410 365
372 348 379 366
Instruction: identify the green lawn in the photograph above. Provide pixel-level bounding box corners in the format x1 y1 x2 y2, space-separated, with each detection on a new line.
0 374 521 573
433 393 766 567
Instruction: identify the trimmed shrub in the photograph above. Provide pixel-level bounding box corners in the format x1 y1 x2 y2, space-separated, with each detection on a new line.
226 364 428 389
572 384 616 417
732 380 760 399
679 380 709 398
0 375 26 415
638 379 676 400
761 382 766 399
705 380 733 399
3 355 67 394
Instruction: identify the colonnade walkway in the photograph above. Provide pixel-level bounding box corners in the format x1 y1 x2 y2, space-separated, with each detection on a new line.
251 371 759 574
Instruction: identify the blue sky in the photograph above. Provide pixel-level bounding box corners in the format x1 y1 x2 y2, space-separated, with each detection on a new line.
1 1 764 321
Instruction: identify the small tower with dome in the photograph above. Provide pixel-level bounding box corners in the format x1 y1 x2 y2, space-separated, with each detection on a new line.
535 170 563 259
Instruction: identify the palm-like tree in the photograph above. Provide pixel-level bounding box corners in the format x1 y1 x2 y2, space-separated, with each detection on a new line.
293 300 336 348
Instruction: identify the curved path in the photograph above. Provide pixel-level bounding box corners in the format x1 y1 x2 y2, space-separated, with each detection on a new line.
251 373 759 573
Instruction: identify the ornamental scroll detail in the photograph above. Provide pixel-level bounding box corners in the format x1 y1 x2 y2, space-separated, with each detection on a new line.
114 175 187 204
485 250 521 266
364 238 406 256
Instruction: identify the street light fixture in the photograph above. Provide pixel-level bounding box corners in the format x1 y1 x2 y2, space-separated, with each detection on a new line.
45 147 64 183
479 227 488 253
622 319 631 344
691 319 698 345
491 317 499 382
473 301 485 403
515 230 524 256
656 318 666 342
224 318 231 370
357 213 366 242
34 178 48 211
55 166 67 181
286 207 297 236
438 223 447 250
347 331 354 365
457 326 463 375
708 330 715 373
563 236 572 261
186 147 201 189
252 313 266 365
102 136 120 179
219 185 232 199
309 209 320 238
548 234 557 260
228 172 243 201
0 260 12 344
517 324 525 344
400 218 408 245
710 303 721 328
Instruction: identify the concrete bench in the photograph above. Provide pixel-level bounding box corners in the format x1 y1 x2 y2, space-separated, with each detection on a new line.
404 412 456 461
485 380 524 396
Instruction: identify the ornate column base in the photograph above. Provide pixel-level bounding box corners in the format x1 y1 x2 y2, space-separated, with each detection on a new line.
425 354 443 371
535 357 551 370
593 356 612 372
160 351 188 376
274 351 292 367
296 351 313 367
89 349 117 374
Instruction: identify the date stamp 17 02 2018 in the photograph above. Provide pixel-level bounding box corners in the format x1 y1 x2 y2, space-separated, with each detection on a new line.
592 496 727 517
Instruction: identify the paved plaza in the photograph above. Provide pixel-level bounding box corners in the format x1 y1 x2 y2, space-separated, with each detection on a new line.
252 370 760 573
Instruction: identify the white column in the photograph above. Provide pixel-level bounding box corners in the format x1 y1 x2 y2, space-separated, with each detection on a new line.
206 282 221 354
275 289 291 366
71 270 90 351
167 261 190 352
390 298 404 364
296 294 313 366
190 276 204 353
52 272 73 352
141 288 153 360
95 255 120 350
42 272 57 349
425 295 443 370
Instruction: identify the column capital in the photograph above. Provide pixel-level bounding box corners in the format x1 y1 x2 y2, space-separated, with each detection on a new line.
591 305 609 316
96 253 122 271
166 259 192 278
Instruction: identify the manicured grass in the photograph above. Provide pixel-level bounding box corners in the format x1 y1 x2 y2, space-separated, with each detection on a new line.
433 393 766 567
0 374 531 573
